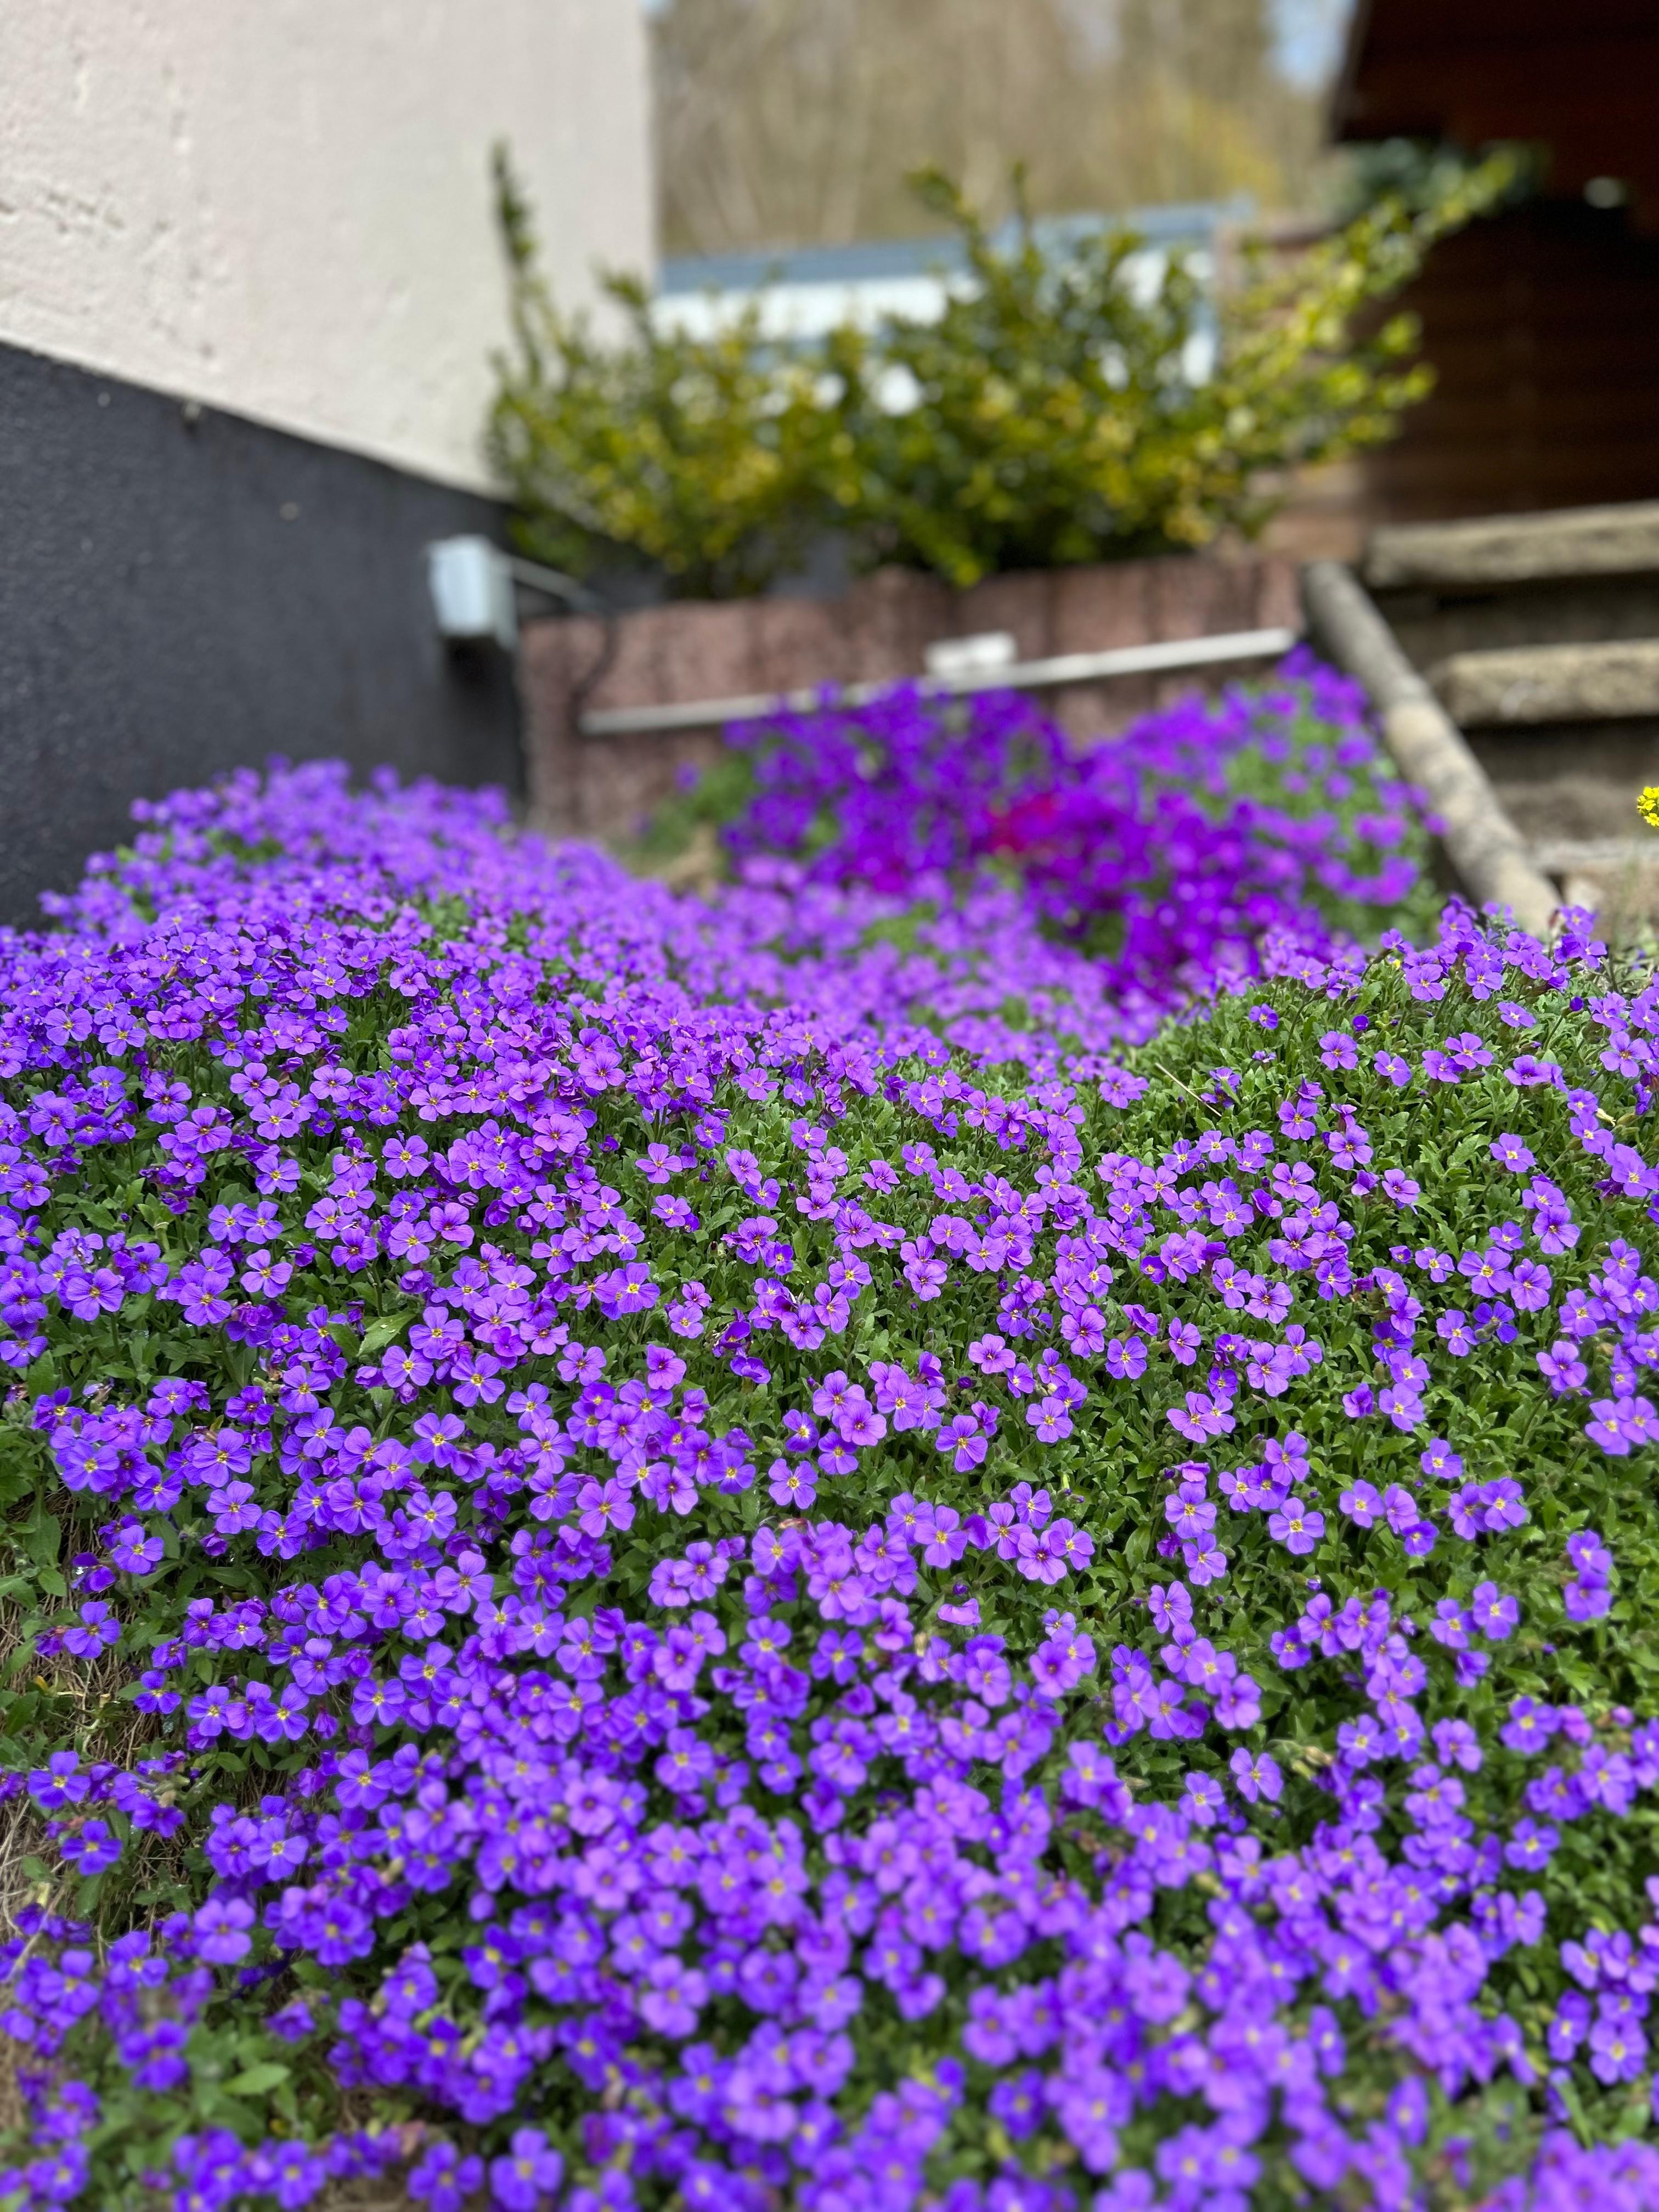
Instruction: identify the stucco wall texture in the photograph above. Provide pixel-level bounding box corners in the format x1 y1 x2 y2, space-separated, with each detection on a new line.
0 0 653 490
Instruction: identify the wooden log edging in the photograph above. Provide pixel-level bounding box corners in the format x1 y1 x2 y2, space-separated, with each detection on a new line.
1301 560 1559 939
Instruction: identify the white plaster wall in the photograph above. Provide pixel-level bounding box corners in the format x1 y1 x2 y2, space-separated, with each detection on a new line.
0 1 654 489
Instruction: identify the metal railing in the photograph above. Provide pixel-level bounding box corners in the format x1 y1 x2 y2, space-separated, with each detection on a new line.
576 625 1299 738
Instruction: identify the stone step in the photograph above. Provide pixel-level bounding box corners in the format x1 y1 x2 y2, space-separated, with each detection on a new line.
1528 839 1659 931
1428 638 1659 726
1365 500 1659 591
1530 837 1659 873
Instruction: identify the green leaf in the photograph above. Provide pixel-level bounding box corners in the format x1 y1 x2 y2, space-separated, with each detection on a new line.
224 2061 291 2097
359 1311 415 1361
20 1510 60 1571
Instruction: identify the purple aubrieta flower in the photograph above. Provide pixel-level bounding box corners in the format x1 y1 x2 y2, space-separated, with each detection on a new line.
489 2130 563 2212
1566 1530 1613 1578
1489 1133 1536 1173
28 1752 88 1813
1538 1341 1588 1395
409 2145 487 2212
1585 1393 1659 1456
1339 1479 1382 1527
58 1819 122 1875
1029 1621 1097 1695
1228 1748 1283 1804
1267 1498 1323 1554
1103 1335 1147 1381
1470 1582 1520 1640
191 1895 253 1965
9 718 1659 2207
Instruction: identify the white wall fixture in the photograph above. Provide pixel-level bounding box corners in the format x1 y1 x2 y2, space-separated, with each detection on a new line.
427 539 600 647
427 538 519 650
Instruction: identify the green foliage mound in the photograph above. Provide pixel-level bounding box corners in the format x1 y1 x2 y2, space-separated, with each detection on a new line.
487 155 1520 596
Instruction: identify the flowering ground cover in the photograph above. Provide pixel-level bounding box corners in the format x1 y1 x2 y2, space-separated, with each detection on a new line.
653 653 1431 1031
3 674 1659 2210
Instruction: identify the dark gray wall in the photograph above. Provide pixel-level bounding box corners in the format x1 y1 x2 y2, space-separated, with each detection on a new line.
0 341 523 927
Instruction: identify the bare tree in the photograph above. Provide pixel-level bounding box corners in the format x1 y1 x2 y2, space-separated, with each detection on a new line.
652 0 1333 257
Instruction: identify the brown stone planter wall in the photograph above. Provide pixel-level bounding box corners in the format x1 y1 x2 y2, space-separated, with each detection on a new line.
519 552 1300 842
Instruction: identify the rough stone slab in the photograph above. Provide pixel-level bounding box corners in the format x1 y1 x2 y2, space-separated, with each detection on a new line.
1550 851 1659 934
1431 640 1659 726
1531 837 1659 870
1365 501 1659 590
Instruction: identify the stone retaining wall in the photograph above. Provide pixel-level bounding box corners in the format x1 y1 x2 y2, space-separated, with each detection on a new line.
519 553 1299 841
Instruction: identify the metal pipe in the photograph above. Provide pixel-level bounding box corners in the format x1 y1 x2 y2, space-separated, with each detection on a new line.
576 624 1298 738
1301 560 1558 936
505 555 600 612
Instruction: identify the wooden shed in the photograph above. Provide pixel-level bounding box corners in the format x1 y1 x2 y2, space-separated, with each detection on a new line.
1327 0 1659 529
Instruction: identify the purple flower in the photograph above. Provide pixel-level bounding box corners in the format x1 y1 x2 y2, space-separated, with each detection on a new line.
1470 1581 1520 1640
59 1818 122 1875
1565 1579 1613 1621
193 1895 254 1964
14 704 1659 2205
935 1414 988 1470
1489 1133 1536 1172
1267 1498 1323 1554
1588 2016 1647 2085
1586 1393 1659 1455
1505 1819 1558 1871
1030 1625 1096 1695
1339 1479 1382 1526
60 1600 121 1658
29 1752 88 1812
1104 1335 1147 1381
410 2146 486 2212
489 2129 564 2211
1229 1749 1283 1804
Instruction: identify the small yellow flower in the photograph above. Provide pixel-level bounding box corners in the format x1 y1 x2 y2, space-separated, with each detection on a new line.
1639 786 1659 830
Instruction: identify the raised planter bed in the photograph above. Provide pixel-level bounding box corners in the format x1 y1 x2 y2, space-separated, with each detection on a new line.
519 551 1299 840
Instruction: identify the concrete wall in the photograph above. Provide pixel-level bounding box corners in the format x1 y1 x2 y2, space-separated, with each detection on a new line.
0 0 653 491
0 343 524 928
